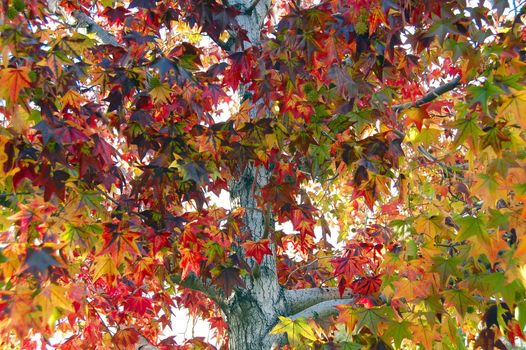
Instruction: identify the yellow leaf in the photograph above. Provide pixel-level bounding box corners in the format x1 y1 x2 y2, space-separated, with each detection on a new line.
413 126 442 147
471 233 509 264
60 90 87 111
270 316 317 347
392 277 432 301
150 82 172 104
415 214 444 237
92 254 119 283
498 89 526 128
1 244 23 281
471 173 507 206
409 321 436 349
10 105 31 133
35 283 74 328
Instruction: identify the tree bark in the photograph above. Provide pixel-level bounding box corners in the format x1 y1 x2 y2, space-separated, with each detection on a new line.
227 165 288 349
222 1 288 348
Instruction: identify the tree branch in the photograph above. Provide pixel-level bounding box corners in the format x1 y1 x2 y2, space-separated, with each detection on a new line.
170 273 226 308
284 287 353 315
71 10 122 47
49 0 122 47
392 75 461 112
289 298 353 320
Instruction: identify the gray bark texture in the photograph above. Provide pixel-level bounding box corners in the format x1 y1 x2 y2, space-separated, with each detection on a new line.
228 165 287 350
224 2 286 348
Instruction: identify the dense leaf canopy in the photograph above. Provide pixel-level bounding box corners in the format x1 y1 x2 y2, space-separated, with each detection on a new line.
0 0 525 349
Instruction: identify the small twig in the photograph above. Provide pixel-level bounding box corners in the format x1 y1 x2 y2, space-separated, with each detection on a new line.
318 272 343 288
322 130 336 142
284 259 319 286
96 190 148 221
284 256 336 286
417 145 438 163
87 301 116 339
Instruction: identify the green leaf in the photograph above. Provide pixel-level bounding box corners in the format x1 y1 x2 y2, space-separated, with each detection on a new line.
382 321 412 349
350 306 392 334
413 126 442 147
453 117 482 146
431 256 462 286
515 301 526 330
442 289 477 317
455 215 487 241
468 81 504 113
464 272 504 295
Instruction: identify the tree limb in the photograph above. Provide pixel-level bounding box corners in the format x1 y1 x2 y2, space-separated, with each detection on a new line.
289 298 354 320
170 273 226 308
284 287 353 315
49 1 122 47
71 10 122 47
392 75 461 112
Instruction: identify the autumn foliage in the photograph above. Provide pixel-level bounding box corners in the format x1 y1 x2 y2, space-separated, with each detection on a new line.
0 0 526 349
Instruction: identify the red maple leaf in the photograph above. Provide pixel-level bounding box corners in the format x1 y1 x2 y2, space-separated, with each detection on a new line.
243 239 272 264
124 294 153 316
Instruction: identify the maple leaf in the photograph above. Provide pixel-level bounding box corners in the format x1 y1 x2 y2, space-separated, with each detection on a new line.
431 256 462 286
124 294 153 316
60 90 87 111
468 81 503 113
454 116 482 146
347 306 393 335
403 107 428 131
414 214 444 236
350 274 382 296
498 89 526 128
455 215 487 242
213 267 246 297
92 134 115 167
392 277 432 301
270 316 317 348
92 254 119 283
149 78 172 104
242 239 272 264
442 288 477 317
35 283 74 327
112 328 141 350
99 229 141 262
179 248 205 280
382 321 412 349
0 67 31 103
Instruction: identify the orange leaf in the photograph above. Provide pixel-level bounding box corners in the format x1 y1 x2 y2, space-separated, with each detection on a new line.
112 328 140 350
403 107 428 131
0 67 31 103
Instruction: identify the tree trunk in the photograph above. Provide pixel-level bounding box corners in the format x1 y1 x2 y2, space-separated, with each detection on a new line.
227 165 287 349
223 1 285 348
223 275 287 350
